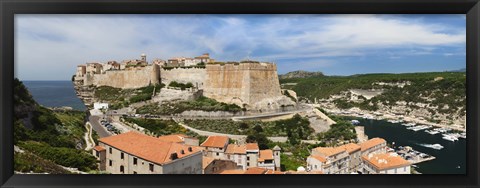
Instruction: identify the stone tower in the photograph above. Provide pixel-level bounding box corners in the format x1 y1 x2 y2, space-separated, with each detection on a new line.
273 145 281 171
141 53 147 63
151 64 160 85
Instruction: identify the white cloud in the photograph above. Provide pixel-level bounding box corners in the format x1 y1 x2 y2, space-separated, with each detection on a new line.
15 14 465 80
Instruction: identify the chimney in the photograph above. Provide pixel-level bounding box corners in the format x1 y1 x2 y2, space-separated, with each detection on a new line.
188 147 192 152
181 150 185 154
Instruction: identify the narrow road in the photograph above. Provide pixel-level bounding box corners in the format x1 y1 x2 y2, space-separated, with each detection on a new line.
89 115 112 138
83 122 95 150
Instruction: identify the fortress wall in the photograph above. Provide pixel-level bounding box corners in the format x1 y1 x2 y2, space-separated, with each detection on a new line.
90 65 160 89
246 63 283 104
204 64 250 107
160 68 206 88
204 63 285 108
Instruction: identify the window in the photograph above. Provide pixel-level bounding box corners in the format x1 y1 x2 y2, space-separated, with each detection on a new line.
247 162 250 166
96 151 99 157
109 148 112 154
120 165 124 173
276 152 279 156
247 156 250 160
149 163 154 172
109 160 112 166
121 152 124 159
133 158 138 165
216 152 219 156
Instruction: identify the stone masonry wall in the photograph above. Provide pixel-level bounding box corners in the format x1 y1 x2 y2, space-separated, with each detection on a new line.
87 65 160 89
204 63 294 112
160 68 206 89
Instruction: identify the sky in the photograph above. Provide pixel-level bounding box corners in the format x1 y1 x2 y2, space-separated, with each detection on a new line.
15 14 466 81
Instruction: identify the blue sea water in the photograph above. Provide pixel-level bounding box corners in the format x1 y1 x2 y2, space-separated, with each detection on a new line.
23 80 87 111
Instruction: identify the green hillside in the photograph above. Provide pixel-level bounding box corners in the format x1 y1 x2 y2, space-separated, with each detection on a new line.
14 78 97 173
281 72 466 114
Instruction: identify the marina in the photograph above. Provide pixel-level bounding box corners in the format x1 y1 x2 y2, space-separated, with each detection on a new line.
355 118 466 174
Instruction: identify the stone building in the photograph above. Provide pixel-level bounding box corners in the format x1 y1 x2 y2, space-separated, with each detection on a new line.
337 143 362 172
200 136 229 159
203 136 281 171
202 156 238 174
360 137 387 156
362 153 411 174
93 132 203 174
307 146 350 174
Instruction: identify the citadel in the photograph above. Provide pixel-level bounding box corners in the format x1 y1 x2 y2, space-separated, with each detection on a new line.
73 53 296 113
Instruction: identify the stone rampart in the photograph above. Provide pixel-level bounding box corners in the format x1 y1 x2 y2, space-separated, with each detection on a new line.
88 65 160 89
160 68 206 89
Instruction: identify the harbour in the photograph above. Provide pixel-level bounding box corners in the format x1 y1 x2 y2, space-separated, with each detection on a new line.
355 118 466 174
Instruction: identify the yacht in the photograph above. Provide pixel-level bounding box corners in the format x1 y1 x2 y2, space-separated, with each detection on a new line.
442 135 457 142
425 130 439 135
351 120 360 125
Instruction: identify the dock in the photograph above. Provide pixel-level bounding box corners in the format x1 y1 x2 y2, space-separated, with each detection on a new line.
396 146 436 165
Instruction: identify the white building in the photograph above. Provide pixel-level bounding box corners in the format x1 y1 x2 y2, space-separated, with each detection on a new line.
93 132 203 174
93 102 109 110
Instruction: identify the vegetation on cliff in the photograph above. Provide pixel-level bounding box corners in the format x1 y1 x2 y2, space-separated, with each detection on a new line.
122 117 206 142
168 81 194 90
94 84 164 110
14 78 97 173
281 72 466 115
279 70 325 80
14 150 71 174
136 96 243 115
183 114 314 141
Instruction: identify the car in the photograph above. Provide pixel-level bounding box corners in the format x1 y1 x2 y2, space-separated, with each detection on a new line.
106 124 112 128
107 127 113 131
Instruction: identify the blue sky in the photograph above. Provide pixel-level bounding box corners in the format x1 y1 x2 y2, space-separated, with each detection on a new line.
15 14 466 80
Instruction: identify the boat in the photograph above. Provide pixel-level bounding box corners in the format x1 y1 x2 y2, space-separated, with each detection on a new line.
442 135 457 142
459 133 466 139
419 143 444 150
425 130 439 135
351 120 360 125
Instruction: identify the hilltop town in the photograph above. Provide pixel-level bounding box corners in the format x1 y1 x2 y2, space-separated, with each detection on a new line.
72 53 296 114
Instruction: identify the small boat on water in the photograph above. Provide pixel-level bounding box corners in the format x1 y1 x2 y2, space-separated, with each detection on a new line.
351 120 360 125
442 135 457 142
459 133 466 139
420 143 444 150
425 130 440 135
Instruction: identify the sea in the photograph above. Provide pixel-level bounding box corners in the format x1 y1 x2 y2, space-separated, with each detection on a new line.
22 80 466 174
23 80 87 111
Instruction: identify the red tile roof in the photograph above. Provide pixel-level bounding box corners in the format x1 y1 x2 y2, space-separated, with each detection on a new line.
310 155 327 163
360 138 386 152
98 132 201 165
225 144 246 154
362 153 410 170
246 143 259 151
258 150 274 162
200 136 229 148
202 156 215 169
244 167 268 174
93 146 105 151
337 143 361 154
313 147 346 157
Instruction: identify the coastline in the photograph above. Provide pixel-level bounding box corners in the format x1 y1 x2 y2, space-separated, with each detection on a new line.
310 104 466 132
